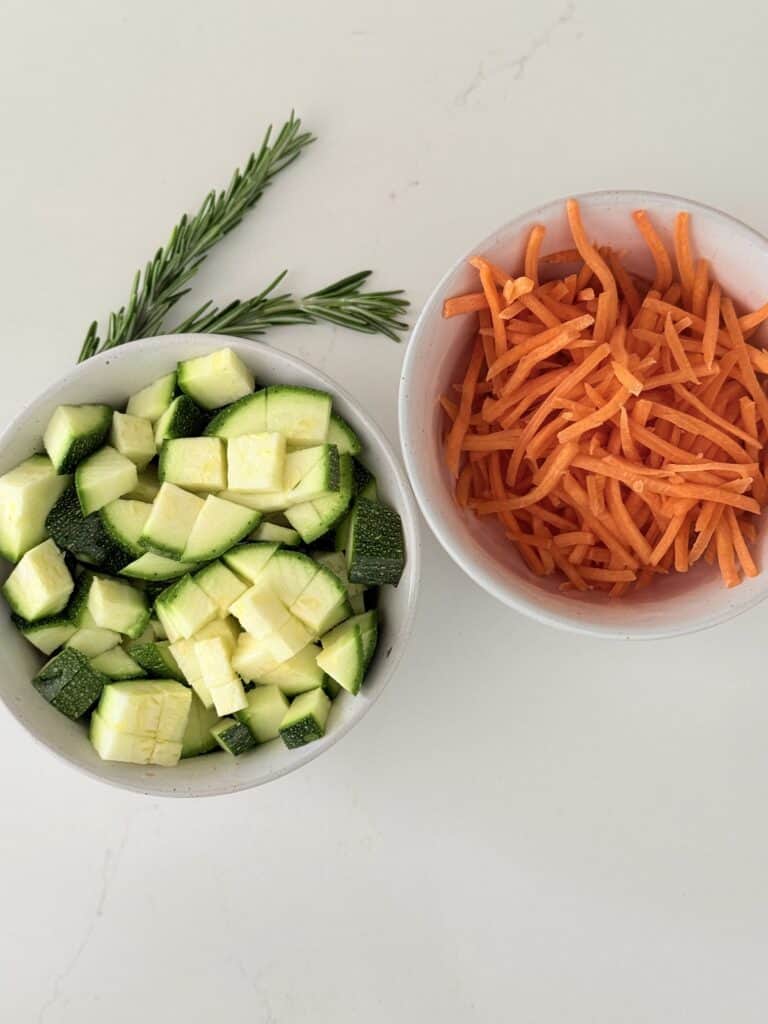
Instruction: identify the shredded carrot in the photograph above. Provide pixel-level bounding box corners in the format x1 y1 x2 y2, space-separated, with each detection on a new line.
440 199 768 594
674 212 695 308
444 339 484 477
663 314 699 384
524 225 546 287
443 293 488 318
566 199 618 342
691 259 709 319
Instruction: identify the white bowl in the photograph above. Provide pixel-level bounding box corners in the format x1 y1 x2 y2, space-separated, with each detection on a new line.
0 336 420 796
399 189 768 640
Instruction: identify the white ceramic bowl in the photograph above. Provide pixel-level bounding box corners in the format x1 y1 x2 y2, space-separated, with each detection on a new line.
0 336 420 796
400 189 768 640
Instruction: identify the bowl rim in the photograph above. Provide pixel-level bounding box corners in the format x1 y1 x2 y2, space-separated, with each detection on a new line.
0 334 421 796
399 188 768 641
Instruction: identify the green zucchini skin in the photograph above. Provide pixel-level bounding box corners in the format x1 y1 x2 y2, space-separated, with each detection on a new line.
346 498 405 586
33 648 108 719
46 486 132 572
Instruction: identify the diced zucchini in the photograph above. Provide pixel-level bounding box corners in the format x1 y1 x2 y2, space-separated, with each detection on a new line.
12 611 76 655
279 688 331 748
66 626 121 657
209 678 248 717
232 632 283 682
99 679 191 740
194 561 248 617
230 583 291 639
46 485 130 571
286 451 353 544
90 647 146 679
222 542 278 584
2 539 74 621
177 348 254 410
353 459 378 499
252 522 301 546
43 404 112 474
90 713 154 765
125 464 161 503
235 685 289 743
33 648 107 719
155 574 217 640
327 411 362 455
195 615 241 649
313 550 366 614
168 638 213 708
182 495 260 563
289 565 350 635
66 570 96 624
75 446 138 516
257 643 326 696
194 636 238 687
88 576 150 638
265 385 331 446
126 371 177 422
0 455 70 562
154 395 208 445
100 499 152 558
109 412 157 469
205 390 267 439
345 610 379 668
210 716 258 756
139 483 205 559
347 498 405 586
316 619 365 695
333 463 377 552
159 437 227 492
226 432 286 492
120 552 196 581
260 616 313 665
181 694 219 757
91 680 192 766
195 635 247 717
127 639 184 681
265 550 319 606
221 444 340 513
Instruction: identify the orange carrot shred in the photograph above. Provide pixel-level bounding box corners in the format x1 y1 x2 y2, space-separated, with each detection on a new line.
524 225 546 287
631 210 673 292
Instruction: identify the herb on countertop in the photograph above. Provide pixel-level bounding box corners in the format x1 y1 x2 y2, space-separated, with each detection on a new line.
78 113 408 362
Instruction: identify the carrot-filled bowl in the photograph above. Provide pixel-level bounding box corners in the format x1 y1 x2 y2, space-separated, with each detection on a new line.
399 190 768 639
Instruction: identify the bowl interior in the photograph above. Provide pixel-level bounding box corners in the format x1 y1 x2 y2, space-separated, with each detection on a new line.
0 336 419 796
401 190 768 639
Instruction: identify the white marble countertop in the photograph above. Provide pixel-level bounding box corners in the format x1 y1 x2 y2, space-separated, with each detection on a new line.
2 1 768 1020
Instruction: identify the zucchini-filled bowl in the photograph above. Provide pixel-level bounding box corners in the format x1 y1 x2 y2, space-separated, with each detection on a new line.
0 337 419 797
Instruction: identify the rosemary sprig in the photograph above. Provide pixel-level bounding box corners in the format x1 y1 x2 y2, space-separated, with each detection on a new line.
78 113 315 362
171 271 409 342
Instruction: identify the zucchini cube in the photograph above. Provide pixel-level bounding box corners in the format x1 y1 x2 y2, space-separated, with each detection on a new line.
279 688 331 748
2 538 74 622
227 432 286 492
211 716 258 756
109 412 157 469
159 437 227 492
236 685 289 743
177 348 254 410
0 455 70 562
33 648 107 719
